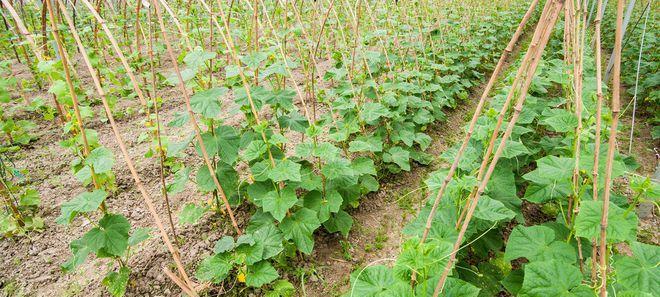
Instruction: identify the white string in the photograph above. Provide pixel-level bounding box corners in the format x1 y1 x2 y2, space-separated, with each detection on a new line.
628 0 651 154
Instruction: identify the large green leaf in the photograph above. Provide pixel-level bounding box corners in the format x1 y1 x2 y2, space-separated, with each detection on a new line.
246 261 279 288
263 186 298 222
58 190 107 225
415 275 480 297
540 109 578 132
195 253 232 283
81 214 130 257
253 223 284 260
574 200 638 243
473 196 516 222
190 87 227 118
184 48 216 70
360 102 391 124
268 159 302 182
504 225 575 263
519 260 594 297
303 190 342 223
178 203 208 225
614 242 659 296
279 208 320 254
347 265 412 297
85 147 114 173
323 210 353 237
102 267 130 297
383 146 410 171
522 156 574 203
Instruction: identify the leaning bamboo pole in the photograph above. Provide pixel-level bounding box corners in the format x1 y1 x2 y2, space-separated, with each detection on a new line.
591 0 604 284
150 0 242 235
54 1 197 295
433 1 565 294
599 0 624 295
44 0 103 197
419 0 540 243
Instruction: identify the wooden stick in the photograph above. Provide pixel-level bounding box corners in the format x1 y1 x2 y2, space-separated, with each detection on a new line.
591 0 604 284
599 0 624 295
433 1 564 294
420 0 540 243
54 2 197 294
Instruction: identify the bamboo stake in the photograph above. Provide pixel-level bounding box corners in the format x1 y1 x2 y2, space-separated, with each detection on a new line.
591 0 604 284
44 0 103 197
54 1 197 294
156 0 193 52
434 1 564 294
419 0 540 243
78 0 148 108
599 0 624 295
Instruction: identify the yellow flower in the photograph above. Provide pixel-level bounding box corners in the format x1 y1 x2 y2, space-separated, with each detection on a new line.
237 272 246 283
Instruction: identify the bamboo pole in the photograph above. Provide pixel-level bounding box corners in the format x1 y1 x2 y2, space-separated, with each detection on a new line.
433 1 564 294
599 0 624 295
419 0 540 243
54 1 197 294
591 0 604 284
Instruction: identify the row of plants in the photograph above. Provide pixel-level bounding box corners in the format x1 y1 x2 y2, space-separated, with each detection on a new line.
348 4 659 296
168 1 537 293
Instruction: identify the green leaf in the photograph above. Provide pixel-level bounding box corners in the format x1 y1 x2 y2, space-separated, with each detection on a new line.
349 136 383 153
184 48 216 70
416 276 480 297
540 109 578 132
58 190 107 225
268 159 302 182
82 214 130 257
574 200 638 243
504 225 576 263
303 190 342 223
102 267 130 297
246 261 279 287
383 146 410 171
263 186 298 222
265 280 295 297
178 203 208 225
253 223 284 260
348 265 411 297
522 156 574 203
322 158 355 180
360 102 390 124
19 189 40 207
351 157 377 176
614 242 660 296
85 147 114 173
195 253 232 283
167 167 190 194
519 260 594 297
214 236 235 253
128 227 151 246
499 140 531 158
279 208 320 254
190 87 227 118
240 52 269 69
473 196 516 221
323 210 353 237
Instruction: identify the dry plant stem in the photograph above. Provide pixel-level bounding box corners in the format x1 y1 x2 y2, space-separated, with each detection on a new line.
419 0 540 243
79 0 148 108
44 0 102 194
599 0 624 295
434 1 564 294
54 1 197 294
151 0 242 236
591 0 604 284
